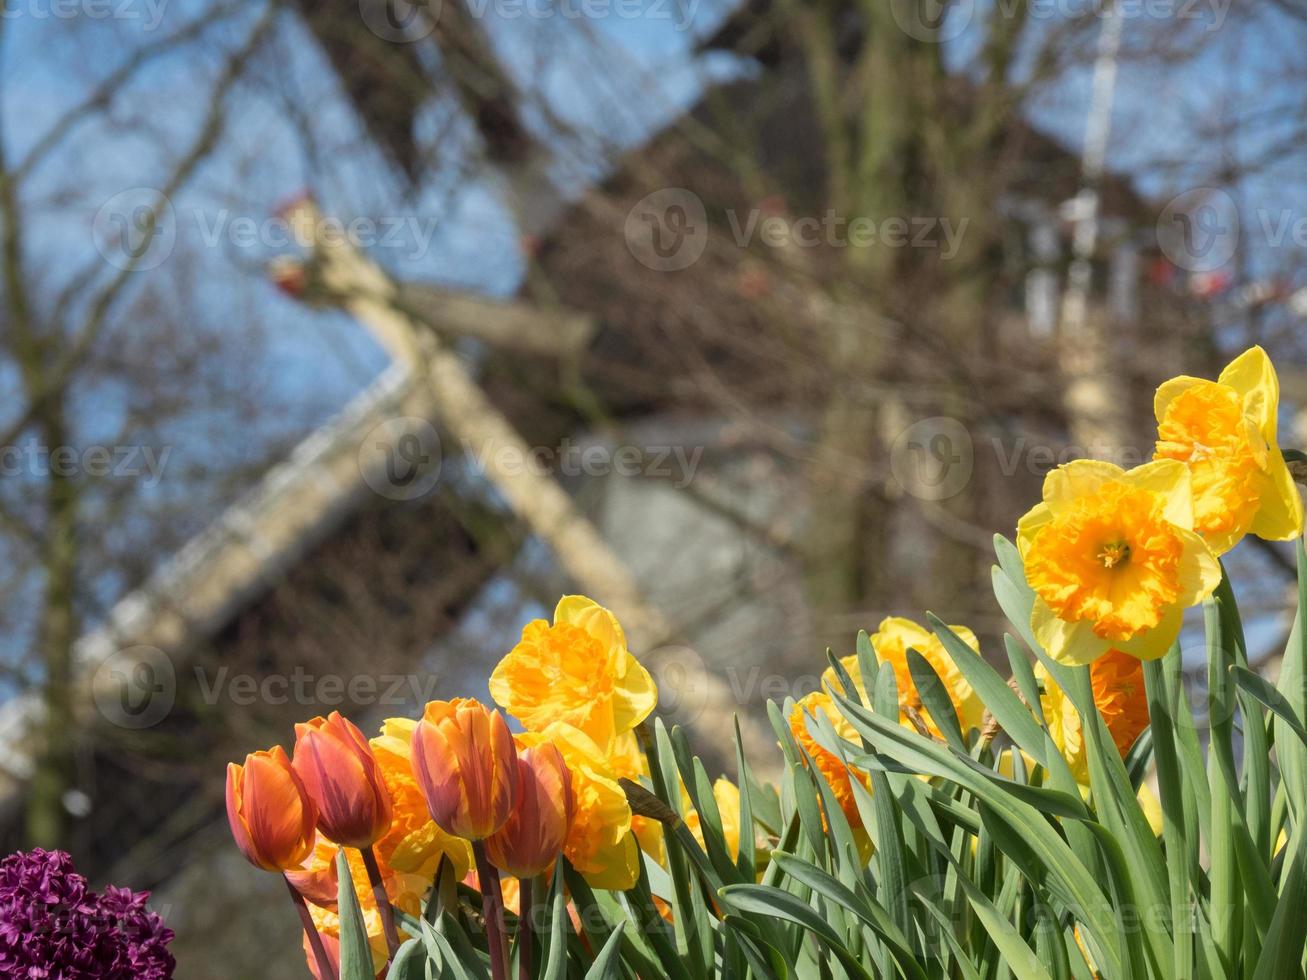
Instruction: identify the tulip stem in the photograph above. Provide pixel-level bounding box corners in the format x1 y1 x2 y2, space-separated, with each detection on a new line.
517 877 535 980
285 874 337 980
361 846 401 959
473 841 510 980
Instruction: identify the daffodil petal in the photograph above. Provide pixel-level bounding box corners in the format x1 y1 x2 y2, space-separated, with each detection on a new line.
580 832 640 890
1174 527 1222 605
1031 598 1110 666
1112 604 1183 661
610 655 658 732
1016 501 1054 557
1153 375 1204 424
555 595 627 653
1218 345 1278 438
1120 458 1194 530
1136 782 1164 836
1249 453 1305 542
1042 460 1127 513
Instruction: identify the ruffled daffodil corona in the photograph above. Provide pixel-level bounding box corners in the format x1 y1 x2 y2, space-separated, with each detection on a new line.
1018 459 1221 665
1154 345 1303 555
788 691 869 826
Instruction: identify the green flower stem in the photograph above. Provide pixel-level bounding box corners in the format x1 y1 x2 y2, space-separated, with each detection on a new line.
284 874 337 980
473 840 511 980
361 845 400 958
517 876 536 980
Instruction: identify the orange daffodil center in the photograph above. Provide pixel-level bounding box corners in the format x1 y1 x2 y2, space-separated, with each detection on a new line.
1153 345 1303 555
788 691 868 826
1017 459 1221 665
1037 650 1151 784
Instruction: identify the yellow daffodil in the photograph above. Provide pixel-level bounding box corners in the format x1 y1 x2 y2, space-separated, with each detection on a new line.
490 596 658 750
518 722 641 890
823 617 986 738
788 691 868 826
683 777 744 859
1153 345 1303 555
1036 651 1162 834
1017 459 1220 665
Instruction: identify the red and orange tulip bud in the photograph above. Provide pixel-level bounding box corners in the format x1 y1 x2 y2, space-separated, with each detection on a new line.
485 742 573 877
226 746 318 872
411 698 519 841
293 712 394 849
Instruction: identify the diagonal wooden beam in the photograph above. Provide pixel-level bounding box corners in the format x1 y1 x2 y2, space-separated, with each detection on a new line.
275 197 776 761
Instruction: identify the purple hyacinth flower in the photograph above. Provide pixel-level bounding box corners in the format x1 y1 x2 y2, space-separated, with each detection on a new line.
0 848 175 979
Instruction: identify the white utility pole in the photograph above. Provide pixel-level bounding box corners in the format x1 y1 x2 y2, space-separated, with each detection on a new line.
1060 1 1125 335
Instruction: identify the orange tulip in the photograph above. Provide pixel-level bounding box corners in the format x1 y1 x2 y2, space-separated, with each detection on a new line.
485 741 572 877
226 745 318 872
293 712 394 849
411 699 518 841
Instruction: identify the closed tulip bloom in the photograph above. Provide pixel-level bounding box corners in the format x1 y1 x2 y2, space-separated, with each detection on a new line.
226 746 318 872
293 712 393 849
411 699 519 841
485 742 572 877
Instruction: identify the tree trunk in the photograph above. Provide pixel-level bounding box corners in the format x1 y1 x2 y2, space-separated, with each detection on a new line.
26 402 79 847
